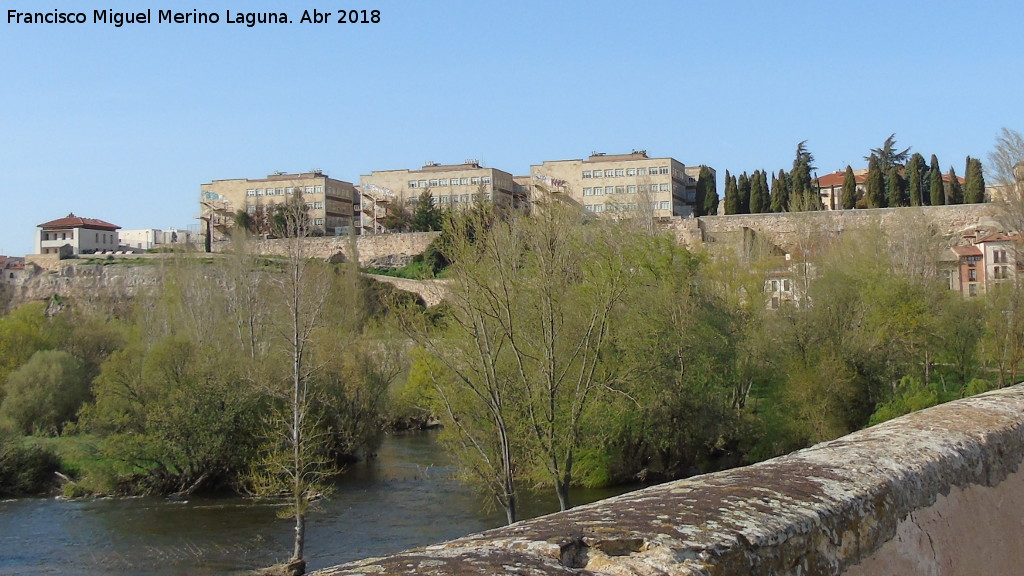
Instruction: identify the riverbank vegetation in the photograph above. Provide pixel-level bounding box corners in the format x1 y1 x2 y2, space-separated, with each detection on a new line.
0 201 1019 519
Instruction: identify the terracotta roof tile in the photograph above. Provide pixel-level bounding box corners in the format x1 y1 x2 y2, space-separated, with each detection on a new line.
37 214 120 231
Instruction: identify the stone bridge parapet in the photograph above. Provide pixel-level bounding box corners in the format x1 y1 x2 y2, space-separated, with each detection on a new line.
314 385 1024 576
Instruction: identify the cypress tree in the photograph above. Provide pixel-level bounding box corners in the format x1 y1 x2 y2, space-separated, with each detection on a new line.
866 155 886 208
964 157 986 203
906 153 924 206
697 165 719 216
724 170 738 215
841 165 858 209
751 170 770 213
886 165 906 207
737 172 751 214
929 155 945 206
947 166 964 204
770 169 790 212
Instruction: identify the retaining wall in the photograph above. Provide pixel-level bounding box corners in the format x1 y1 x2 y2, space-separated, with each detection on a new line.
212 232 441 267
313 385 1024 576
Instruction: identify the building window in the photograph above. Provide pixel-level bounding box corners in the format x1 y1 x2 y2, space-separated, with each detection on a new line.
460 178 469 185
315 186 324 194
482 176 491 184
418 180 427 188
627 185 637 194
660 201 670 210
783 279 791 292
582 171 592 179
247 189 256 197
429 179 438 187
615 186 625 194
969 284 978 296
439 195 449 203
627 168 636 176
471 177 480 185
969 269 977 281
409 180 418 188
659 166 669 174
438 179 448 187
637 168 647 176
660 183 670 192
584 204 594 212
583 188 593 196
614 169 625 177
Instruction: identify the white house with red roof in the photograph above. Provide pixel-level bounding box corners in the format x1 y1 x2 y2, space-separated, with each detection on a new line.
35 213 121 256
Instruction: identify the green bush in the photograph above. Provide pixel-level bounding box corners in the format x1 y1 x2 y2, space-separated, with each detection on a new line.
0 350 90 436
0 433 60 496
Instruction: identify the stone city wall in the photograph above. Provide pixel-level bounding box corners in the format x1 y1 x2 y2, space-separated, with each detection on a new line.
314 385 1024 576
663 204 1002 252
211 232 441 267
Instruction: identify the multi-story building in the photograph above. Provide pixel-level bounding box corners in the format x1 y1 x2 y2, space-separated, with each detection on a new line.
199 171 356 241
529 151 707 218
948 232 1020 297
814 170 868 210
35 213 121 256
359 161 516 233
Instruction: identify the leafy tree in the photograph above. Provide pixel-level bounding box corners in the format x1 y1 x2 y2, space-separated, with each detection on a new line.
964 156 986 203
0 350 89 436
865 134 911 170
865 155 886 208
0 301 62 395
841 165 858 209
947 166 964 204
0 431 60 496
906 153 925 206
929 155 945 205
412 189 444 232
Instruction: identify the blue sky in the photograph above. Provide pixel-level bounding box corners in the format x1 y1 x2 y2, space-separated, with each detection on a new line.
2 0 1021 256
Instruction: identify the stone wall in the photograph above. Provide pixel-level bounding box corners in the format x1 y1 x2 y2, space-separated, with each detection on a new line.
663 204 1003 252
313 385 1024 576
211 232 441 267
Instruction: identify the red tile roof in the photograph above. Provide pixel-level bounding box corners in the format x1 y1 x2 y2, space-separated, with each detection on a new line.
815 171 867 188
37 213 120 231
952 245 983 257
977 232 1021 243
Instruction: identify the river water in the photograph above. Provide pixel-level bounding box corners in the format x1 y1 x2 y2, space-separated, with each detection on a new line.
0 432 633 575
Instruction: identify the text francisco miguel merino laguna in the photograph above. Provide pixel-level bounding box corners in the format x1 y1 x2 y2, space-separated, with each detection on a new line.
7 9 299 27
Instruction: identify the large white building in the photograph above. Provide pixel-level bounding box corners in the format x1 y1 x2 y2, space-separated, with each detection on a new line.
35 213 121 256
120 228 197 250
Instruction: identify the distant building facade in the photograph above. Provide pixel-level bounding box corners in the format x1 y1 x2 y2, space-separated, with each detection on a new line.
199 171 356 242
120 228 198 250
35 213 120 255
359 161 516 234
948 232 1020 297
529 151 706 218
815 170 868 210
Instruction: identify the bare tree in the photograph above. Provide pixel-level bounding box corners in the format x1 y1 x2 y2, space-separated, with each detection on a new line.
248 190 336 576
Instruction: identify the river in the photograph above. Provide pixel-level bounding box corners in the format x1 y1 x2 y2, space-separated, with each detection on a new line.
0 432 634 575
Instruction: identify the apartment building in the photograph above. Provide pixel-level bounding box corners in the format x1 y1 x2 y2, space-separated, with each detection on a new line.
529 151 706 218
35 213 120 255
948 232 1020 297
359 161 516 233
199 171 356 241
